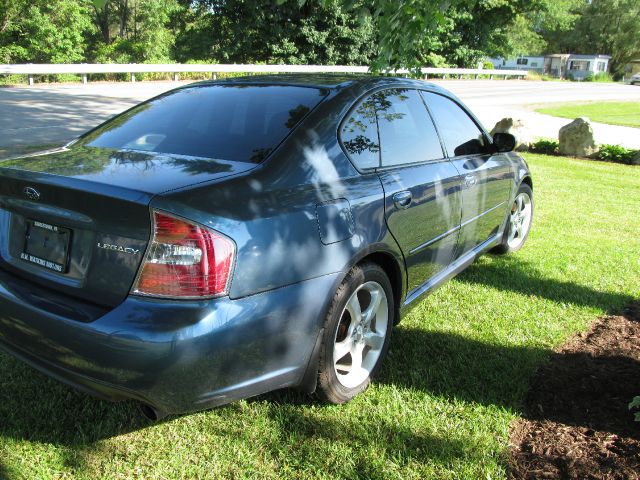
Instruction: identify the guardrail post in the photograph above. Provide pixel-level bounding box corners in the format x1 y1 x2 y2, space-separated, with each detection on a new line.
130 73 135 82
211 72 217 80
424 74 428 80
489 74 493 80
474 74 478 79
82 74 88 85
28 74 34 86
173 73 179 81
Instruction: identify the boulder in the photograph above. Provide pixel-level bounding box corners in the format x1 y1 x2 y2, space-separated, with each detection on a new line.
558 117 598 157
490 117 531 151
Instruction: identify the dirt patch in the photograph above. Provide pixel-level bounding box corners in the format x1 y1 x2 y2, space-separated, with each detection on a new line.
509 304 640 479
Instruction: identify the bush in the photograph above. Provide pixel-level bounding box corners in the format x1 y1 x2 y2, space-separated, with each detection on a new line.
482 61 495 70
597 144 639 165
530 139 559 155
584 72 614 83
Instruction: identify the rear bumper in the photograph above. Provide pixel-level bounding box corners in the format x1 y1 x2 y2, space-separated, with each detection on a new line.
0 268 339 414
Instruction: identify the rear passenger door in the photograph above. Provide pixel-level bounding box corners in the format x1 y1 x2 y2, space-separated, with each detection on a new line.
421 92 514 256
345 88 463 294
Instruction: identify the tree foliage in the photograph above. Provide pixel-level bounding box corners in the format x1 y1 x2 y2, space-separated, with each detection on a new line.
0 0 93 63
174 0 375 65
570 0 640 76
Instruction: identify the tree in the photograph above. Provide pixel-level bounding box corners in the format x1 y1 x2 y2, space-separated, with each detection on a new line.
0 0 93 63
571 0 640 76
88 0 182 62
175 0 375 65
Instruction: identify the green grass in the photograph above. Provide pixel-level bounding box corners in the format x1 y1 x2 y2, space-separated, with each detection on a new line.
1 154 639 479
536 101 640 128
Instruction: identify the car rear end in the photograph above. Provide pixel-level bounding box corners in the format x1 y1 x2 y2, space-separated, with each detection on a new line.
0 80 338 416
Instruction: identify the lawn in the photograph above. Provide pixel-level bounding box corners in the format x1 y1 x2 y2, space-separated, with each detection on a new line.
1 154 639 479
535 101 640 128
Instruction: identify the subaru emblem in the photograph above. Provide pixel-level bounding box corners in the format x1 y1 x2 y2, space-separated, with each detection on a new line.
23 186 40 201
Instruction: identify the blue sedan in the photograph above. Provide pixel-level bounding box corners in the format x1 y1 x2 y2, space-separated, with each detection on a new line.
0 75 533 419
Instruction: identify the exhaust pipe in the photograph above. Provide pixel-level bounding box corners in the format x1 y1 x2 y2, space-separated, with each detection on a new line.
140 403 167 421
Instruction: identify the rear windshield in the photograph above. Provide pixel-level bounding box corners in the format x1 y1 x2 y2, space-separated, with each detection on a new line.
80 84 328 163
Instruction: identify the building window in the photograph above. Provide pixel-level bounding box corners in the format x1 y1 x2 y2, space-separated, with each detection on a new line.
597 62 606 72
516 58 528 65
531 62 538 67
570 60 590 71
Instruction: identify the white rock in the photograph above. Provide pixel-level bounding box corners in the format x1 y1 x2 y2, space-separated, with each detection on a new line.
558 117 598 157
490 118 531 151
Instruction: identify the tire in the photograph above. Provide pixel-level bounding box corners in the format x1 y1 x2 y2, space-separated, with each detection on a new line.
316 262 394 404
492 183 534 255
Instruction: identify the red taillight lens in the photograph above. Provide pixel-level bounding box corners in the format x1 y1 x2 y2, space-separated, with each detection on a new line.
132 211 235 298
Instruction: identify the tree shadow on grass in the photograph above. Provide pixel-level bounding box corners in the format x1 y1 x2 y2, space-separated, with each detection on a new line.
0 352 150 473
259 401 486 478
456 256 635 314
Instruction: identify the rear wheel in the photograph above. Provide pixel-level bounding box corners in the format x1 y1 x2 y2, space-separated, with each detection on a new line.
316 262 393 404
493 183 534 254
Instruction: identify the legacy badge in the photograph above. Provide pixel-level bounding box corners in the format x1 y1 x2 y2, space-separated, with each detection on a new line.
97 243 140 255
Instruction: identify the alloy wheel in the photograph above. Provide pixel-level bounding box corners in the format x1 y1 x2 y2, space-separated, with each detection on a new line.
333 281 389 389
507 192 533 250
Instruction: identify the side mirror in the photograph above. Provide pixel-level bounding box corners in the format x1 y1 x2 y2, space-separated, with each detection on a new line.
493 132 516 153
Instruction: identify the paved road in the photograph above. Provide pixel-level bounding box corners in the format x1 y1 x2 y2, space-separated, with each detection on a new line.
1 79 639 154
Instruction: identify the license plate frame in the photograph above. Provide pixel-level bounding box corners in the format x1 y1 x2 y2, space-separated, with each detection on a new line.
20 220 71 273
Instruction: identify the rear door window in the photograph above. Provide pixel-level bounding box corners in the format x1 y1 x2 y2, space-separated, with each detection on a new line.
82 85 328 163
375 89 444 167
421 92 488 157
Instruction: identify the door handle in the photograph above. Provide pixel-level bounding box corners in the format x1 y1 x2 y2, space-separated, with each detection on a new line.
464 174 477 188
392 191 413 209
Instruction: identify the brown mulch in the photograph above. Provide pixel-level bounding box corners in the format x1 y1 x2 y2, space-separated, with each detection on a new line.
509 303 640 479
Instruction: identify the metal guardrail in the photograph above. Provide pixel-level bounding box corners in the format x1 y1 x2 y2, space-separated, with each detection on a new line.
0 63 529 85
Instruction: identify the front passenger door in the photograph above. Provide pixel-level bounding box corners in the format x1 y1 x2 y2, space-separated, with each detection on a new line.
421 92 514 257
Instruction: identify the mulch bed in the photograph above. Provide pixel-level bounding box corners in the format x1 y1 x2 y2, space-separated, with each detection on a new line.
509 303 640 479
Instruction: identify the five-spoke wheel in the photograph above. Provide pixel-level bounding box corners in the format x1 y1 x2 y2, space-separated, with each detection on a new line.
493 182 534 254
316 262 393 403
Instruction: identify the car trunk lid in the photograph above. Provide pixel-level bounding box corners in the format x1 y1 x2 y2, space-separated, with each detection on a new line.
0 146 254 308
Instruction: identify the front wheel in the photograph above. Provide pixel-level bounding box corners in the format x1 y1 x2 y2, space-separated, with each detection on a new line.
492 183 534 254
316 262 393 404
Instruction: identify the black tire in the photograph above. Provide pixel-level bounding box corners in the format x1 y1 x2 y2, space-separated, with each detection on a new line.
316 262 394 404
492 183 534 255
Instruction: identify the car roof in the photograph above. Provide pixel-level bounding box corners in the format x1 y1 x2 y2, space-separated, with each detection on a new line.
192 73 445 93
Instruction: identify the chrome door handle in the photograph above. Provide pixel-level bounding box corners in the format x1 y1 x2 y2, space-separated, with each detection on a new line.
392 191 413 209
464 174 477 188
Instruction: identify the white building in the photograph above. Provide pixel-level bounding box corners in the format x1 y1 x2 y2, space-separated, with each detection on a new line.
489 54 611 79
490 56 545 72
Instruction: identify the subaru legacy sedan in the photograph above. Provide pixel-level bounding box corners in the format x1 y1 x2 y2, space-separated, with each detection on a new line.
0 75 533 419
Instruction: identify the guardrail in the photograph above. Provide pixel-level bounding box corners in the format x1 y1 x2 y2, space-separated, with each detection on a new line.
0 63 529 85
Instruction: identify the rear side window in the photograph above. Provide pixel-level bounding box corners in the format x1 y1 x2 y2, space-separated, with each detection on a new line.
340 96 380 169
375 89 444 167
421 92 488 157
81 85 327 163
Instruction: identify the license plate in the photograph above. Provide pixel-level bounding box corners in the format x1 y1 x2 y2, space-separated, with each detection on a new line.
20 220 71 273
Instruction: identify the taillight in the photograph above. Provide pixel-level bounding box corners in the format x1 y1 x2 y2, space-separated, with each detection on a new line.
132 211 235 298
